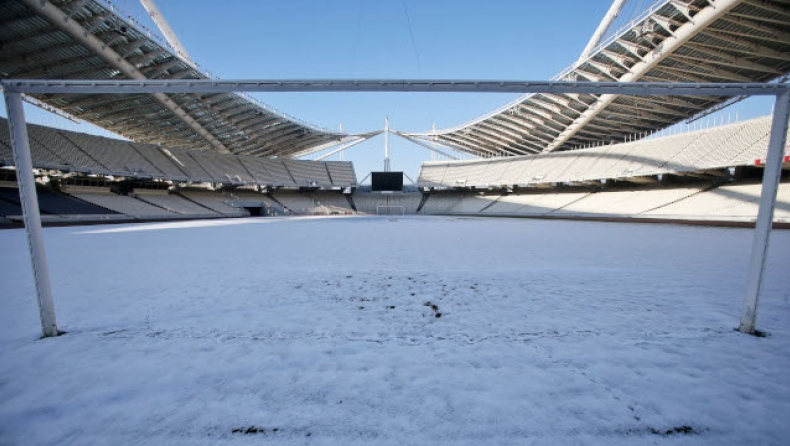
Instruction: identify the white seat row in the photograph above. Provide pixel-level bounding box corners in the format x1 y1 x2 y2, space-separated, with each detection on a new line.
0 118 357 187
134 192 219 216
419 116 787 188
422 182 790 222
70 192 177 218
177 189 250 216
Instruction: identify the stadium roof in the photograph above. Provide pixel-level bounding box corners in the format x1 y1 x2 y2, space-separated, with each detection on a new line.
0 0 375 158
1 0 789 160
405 0 790 157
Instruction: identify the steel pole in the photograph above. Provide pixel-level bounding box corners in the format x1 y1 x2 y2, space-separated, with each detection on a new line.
384 117 391 172
3 92 59 337
579 0 628 61
139 0 195 67
739 91 790 334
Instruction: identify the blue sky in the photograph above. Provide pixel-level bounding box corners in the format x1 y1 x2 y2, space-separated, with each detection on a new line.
2 0 776 183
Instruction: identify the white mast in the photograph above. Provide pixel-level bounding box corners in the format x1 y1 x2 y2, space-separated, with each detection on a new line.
578 0 628 62
384 117 391 171
139 0 195 67
339 123 345 160
431 123 436 161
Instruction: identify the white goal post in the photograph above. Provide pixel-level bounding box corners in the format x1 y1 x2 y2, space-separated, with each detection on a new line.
2 79 789 337
376 206 405 215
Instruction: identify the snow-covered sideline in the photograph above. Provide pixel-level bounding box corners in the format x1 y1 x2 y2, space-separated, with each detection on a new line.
1 216 789 445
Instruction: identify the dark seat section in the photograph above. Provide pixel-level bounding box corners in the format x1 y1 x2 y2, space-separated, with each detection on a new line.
0 198 22 216
0 187 118 215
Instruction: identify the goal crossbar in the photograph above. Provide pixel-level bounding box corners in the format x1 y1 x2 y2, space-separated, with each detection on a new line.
2 79 788 96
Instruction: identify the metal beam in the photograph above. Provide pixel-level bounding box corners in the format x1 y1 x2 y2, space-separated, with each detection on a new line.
440 134 497 157
2 79 787 96
698 30 790 62
739 91 790 335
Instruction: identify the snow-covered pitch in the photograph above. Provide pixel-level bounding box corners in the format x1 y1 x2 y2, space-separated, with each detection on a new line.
1 216 789 445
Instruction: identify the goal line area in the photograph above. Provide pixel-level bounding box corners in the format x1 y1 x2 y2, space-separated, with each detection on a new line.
377 206 405 215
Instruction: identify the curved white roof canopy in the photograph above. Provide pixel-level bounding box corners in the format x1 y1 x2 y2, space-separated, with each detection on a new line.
0 0 358 157
406 0 790 157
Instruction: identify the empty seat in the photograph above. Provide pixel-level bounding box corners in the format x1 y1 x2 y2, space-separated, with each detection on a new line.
325 161 357 186
177 189 250 216
135 192 219 216
190 151 255 183
237 156 276 185
59 131 163 177
164 148 215 182
130 143 189 180
0 186 117 215
260 159 296 186
69 192 177 218
282 159 331 186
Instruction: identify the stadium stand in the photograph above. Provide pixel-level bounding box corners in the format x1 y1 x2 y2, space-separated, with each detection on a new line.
444 193 497 214
325 162 358 187
2 113 788 226
553 187 706 216
133 189 219 218
307 193 354 213
479 192 593 216
418 117 790 188
0 198 22 218
237 156 276 185
419 181 790 223
36 188 119 216
0 123 68 171
161 148 215 183
419 190 467 214
228 189 283 211
0 185 23 218
69 191 178 219
262 159 298 186
0 118 350 187
60 132 163 178
0 184 119 216
176 189 251 217
644 182 790 221
271 190 353 214
283 159 332 187
271 191 322 214
188 151 254 184
129 143 190 181
26 124 109 173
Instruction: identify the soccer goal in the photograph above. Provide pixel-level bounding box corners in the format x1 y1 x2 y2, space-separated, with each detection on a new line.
377 206 405 215
3 79 788 338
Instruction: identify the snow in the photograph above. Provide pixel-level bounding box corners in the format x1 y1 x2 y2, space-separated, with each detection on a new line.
1 215 789 445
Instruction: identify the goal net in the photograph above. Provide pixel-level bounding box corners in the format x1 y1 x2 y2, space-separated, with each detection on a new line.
376 206 405 215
